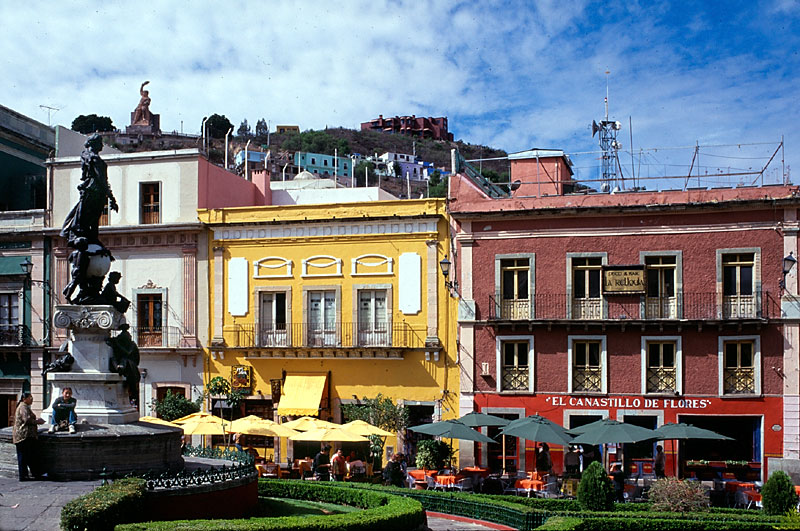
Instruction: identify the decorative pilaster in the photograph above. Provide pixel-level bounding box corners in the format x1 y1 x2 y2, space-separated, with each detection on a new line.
182 245 197 347
212 246 225 346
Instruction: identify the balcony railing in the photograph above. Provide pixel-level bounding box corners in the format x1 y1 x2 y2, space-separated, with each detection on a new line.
501 366 528 391
573 367 602 392
228 322 426 349
0 324 29 346
646 367 677 393
126 326 186 348
723 368 756 394
485 291 777 321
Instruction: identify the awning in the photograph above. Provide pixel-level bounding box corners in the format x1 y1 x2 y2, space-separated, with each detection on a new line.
277 373 327 416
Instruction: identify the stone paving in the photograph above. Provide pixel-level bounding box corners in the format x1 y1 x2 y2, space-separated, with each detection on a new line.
0 475 508 531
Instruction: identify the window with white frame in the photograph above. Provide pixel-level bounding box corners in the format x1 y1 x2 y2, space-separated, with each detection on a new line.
643 339 680 394
500 258 530 320
0 292 19 345
719 337 760 395
645 256 677 318
569 336 607 393
571 256 603 319
719 250 759 318
357 289 388 346
259 291 288 347
497 337 532 392
308 290 337 346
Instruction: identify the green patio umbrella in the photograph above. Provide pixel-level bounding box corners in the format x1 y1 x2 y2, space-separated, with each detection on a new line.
500 416 573 446
567 417 610 435
458 412 510 427
570 419 657 445
653 422 733 477
409 419 496 444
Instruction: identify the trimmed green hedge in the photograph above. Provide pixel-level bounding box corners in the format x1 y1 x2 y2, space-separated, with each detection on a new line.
572 517 778 530
61 478 146 531
116 480 425 531
536 516 584 530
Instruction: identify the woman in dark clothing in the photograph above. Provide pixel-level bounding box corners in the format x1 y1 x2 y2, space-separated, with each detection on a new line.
13 392 45 480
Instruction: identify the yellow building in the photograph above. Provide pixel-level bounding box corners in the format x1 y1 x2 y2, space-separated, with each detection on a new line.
198 198 458 464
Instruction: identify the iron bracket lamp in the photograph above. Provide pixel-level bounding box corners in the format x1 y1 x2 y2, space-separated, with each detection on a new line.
439 255 458 297
781 251 797 290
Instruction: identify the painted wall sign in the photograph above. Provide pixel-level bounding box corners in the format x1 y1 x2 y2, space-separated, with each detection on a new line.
602 265 646 294
545 395 712 409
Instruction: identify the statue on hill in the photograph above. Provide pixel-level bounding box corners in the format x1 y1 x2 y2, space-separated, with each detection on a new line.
132 81 152 126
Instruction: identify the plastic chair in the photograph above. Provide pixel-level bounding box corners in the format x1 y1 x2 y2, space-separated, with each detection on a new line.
426 474 445 491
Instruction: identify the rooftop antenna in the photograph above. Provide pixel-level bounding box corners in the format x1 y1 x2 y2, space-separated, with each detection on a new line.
39 104 60 126
591 70 622 191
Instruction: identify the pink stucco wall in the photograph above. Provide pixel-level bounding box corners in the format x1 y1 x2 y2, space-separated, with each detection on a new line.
198 158 267 209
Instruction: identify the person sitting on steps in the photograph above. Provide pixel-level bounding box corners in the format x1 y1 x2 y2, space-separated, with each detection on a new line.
49 387 78 434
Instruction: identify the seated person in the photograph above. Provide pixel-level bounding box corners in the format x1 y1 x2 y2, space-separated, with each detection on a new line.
298 456 313 479
49 387 77 434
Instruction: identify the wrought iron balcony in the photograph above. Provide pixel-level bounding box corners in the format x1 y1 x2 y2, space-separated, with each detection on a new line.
723 367 756 394
646 367 677 393
501 366 528 391
573 367 603 393
227 322 426 349
0 324 30 346
127 326 187 348
483 291 777 322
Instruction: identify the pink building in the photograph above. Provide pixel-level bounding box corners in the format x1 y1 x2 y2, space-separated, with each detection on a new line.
448 148 800 482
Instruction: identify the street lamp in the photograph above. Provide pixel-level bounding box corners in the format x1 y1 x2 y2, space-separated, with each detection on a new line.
781 252 797 290
439 255 457 296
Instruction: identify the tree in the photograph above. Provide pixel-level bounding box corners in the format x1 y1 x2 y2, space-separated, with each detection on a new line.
206 114 233 139
237 119 252 138
341 394 408 471
577 461 614 511
150 390 201 421
71 114 114 134
206 375 245 446
428 170 448 197
280 130 349 156
762 470 799 515
255 118 269 141
353 161 377 187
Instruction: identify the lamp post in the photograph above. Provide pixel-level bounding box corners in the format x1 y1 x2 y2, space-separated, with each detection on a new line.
781 252 797 291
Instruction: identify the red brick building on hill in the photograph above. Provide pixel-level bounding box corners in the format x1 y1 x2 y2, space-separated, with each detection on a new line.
361 115 454 141
448 148 800 482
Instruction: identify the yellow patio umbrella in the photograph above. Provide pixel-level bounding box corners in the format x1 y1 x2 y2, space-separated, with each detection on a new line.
230 416 298 438
341 419 394 437
172 411 217 424
179 416 230 436
290 426 369 442
139 416 180 428
282 416 338 431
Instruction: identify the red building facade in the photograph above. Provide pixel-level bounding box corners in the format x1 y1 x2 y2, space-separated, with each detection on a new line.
448 149 800 482
360 114 454 141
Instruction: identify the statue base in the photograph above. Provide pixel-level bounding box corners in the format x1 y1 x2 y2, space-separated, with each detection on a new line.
46 372 138 424
49 305 138 424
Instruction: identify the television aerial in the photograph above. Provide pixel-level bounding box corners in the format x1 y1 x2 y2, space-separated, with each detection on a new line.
590 71 623 191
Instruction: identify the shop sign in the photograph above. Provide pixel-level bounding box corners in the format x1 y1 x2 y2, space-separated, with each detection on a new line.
231 365 252 390
602 265 645 294
545 395 712 409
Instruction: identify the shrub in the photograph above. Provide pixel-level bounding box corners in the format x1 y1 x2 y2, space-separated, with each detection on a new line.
151 389 200 421
537 516 583 530
576 461 614 511
648 477 709 512
762 470 799 515
414 439 452 470
61 478 146 531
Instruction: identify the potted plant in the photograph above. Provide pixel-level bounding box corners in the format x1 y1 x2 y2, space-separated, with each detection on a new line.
415 440 452 473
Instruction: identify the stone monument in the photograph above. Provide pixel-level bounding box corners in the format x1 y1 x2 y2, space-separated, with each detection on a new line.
126 80 161 135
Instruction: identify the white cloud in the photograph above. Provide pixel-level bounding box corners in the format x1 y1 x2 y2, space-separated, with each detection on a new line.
1 0 796 184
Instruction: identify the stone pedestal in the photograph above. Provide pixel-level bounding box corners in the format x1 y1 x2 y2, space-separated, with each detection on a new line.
47 305 138 424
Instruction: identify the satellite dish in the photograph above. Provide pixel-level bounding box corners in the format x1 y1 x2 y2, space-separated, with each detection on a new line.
510 179 522 191
591 120 600 137
613 121 622 130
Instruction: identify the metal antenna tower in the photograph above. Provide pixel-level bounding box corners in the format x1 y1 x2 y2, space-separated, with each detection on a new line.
39 104 60 126
591 71 622 190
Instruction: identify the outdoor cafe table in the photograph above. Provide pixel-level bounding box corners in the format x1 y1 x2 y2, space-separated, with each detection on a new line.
515 478 544 493
408 469 437 482
436 474 465 487
725 481 756 493
461 466 491 479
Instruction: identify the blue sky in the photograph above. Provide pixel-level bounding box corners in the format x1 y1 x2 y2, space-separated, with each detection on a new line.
2 0 797 188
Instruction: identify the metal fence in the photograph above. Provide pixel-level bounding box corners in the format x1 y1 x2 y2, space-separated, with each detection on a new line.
125 326 187 348
484 291 778 321
228 322 427 349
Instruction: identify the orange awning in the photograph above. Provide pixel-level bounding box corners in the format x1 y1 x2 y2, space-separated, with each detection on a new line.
276 373 327 416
